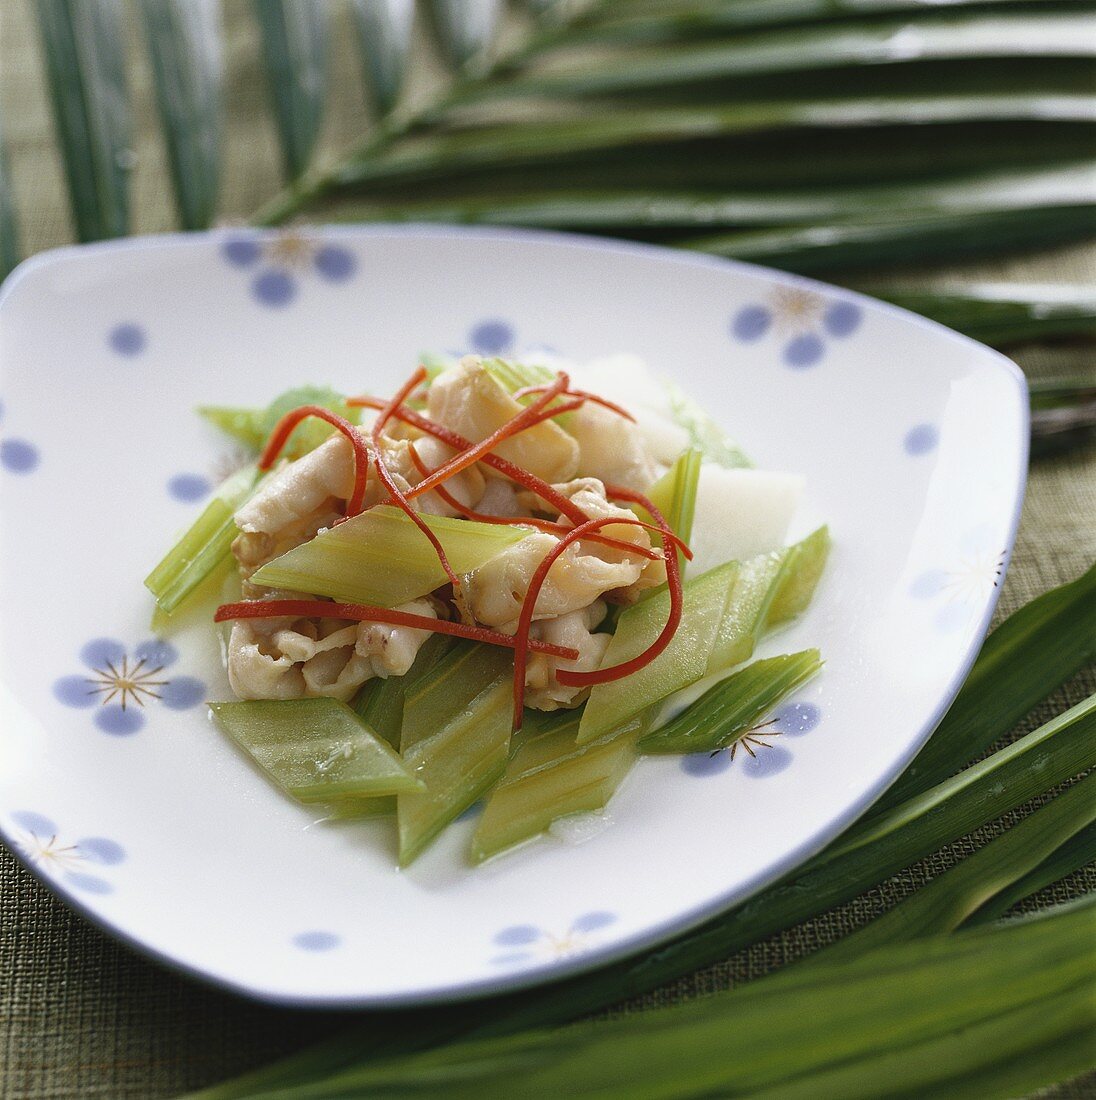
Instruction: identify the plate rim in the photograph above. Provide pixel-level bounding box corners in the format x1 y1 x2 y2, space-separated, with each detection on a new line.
0 223 1029 1008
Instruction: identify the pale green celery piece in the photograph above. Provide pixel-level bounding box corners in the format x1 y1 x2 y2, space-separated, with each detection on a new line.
401 641 514 752
481 357 555 396
664 380 750 468
149 552 237 635
471 728 639 864
320 796 396 820
198 386 359 457
209 698 424 803
397 677 513 866
577 562 738 744
353 633 456 750
640 650 823 754
706 554 777 674
251 505 526 607
767 524 831 625
144 462 260 613
645 446 703 575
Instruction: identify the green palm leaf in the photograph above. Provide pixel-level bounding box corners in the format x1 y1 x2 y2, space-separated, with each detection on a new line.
350 0 414 115
253 0 331 181
461 9 1096 103
0 104 19 280
31 0 131 242
139 0 223 229
421 0 502 68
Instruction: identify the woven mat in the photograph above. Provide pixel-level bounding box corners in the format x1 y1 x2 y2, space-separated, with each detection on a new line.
2 2 1094 1096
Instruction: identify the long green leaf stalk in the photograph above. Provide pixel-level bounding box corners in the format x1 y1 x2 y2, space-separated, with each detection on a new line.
138 0 223 229
196 900 1096 1099
189 570 1096 1099
31 0 131 242
0 104 19 279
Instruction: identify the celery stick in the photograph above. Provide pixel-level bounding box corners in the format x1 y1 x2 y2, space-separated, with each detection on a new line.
706 526 831 674
664 380 750 469
577 562 738 744
645 446 703 575
639 650 823 754
401 641 513 752
471 732 638 864
321 796 396 820
149 552 237 635
144 462 260 613
482 358 555 396
767 525 831 625
209 698 424 802
353 633 456 750
199 386 360 458
397 676 513 866
251 505 526 608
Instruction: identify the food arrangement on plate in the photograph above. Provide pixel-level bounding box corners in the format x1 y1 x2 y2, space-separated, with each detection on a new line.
146 352 828 867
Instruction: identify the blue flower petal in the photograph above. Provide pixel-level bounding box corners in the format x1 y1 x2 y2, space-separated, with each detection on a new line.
904 423 939 456
12 811 59 836
490 952 534 966
108 323 147 357
63 871 113 895
222 237 262 267
167 473 212 502
134 639 178 669
570 911 616 934
0 439 40 473
823 300 863 338
94 705 145 736
782 334 825 369
293 930 341 951
470 320 515 355
251 269 298 308
910 569 948 599
494 924 541 947
313 245 357 282
159 677 206 710
76 837 126 865
731 305 772 342
775 702 821 736
80 638 127 671
681 750 731 777
54 675 98 709
740 745 793 778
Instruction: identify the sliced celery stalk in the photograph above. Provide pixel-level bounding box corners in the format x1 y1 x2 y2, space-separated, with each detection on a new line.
471 724 639 864
401 640 513 752
209 698 424 802
397 676 513 866
664 380 750 469
144 462 260 613
353 633 455 750
577 562 738 744
706 525 831 674
645 446 703 575
199 386 359 458
149 552 237 635
482 357 555 396
639 650 823 754
250 505 526 608
320 796 396 820
767 525 831 625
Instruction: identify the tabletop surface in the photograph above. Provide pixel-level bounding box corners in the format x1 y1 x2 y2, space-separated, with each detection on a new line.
2 0 1093 1096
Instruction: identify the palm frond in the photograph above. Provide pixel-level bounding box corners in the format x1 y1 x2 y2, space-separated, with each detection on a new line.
0 104 19 280
420 0 504 68
349 0 415 115
253 0 331 181
139 0 224 229
31 0 131 242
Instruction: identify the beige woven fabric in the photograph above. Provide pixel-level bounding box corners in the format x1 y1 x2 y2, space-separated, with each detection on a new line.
1 1 1093 1096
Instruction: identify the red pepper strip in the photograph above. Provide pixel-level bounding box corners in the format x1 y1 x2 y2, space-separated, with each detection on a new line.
214 600 580 661
346 396 591 527
259 405 371 516
403 372 572 504
368 367 463 593
406 442 661 562
511 514 669 729
554 485 684 690
513 384 636 423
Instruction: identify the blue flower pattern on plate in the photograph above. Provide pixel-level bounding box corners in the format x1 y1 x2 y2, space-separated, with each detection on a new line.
682 700 821 778
0 400 41 475
53 638 205 736
167 472 213 502
730 286 862 369
910 531 1007 634
903 423 939 456
10 810 125 895
470 319 515 355
108 323 148 357
220 229 358 309
491 911 617 965
293 930 341 952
